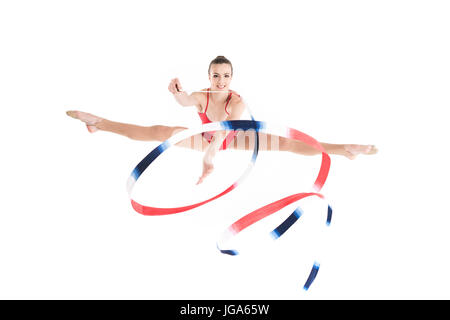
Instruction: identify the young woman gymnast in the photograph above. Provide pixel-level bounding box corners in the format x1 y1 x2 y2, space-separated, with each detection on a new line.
67 56 377 184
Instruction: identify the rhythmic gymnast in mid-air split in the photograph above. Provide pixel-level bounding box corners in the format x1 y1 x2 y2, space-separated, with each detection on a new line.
67 56 377 184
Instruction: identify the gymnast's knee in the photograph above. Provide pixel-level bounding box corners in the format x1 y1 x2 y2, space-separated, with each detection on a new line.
278 137 292 152
139 125 182 141
155 125 187 141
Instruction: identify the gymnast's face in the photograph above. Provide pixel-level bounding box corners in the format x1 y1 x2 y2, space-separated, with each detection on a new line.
209 63 233 91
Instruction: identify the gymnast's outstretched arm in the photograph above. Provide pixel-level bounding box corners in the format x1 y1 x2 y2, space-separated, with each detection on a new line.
168 78 203 110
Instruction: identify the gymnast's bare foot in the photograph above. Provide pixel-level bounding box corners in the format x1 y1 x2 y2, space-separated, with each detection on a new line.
66 110 102 133
344 144 378 160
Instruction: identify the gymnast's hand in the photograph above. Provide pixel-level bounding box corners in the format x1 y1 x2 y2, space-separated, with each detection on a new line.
168 78 183 94
196 157 214 185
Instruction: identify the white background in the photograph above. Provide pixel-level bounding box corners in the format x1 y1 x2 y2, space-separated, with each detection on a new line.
1 0 449 299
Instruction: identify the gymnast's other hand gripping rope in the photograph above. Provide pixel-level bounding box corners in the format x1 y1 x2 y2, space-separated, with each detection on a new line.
126 117 332 291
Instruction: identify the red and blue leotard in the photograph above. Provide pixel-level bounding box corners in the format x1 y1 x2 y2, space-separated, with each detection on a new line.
198 88 238 150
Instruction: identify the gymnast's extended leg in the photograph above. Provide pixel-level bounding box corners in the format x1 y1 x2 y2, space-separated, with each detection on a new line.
66 110 210 151
228 130 377 159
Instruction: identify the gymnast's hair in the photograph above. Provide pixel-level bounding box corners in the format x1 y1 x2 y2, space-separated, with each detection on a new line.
208 56 233 75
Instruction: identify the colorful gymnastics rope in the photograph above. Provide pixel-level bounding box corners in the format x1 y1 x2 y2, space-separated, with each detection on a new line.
127 111 332 291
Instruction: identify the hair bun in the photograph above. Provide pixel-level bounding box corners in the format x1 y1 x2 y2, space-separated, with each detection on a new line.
208 56 233 75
